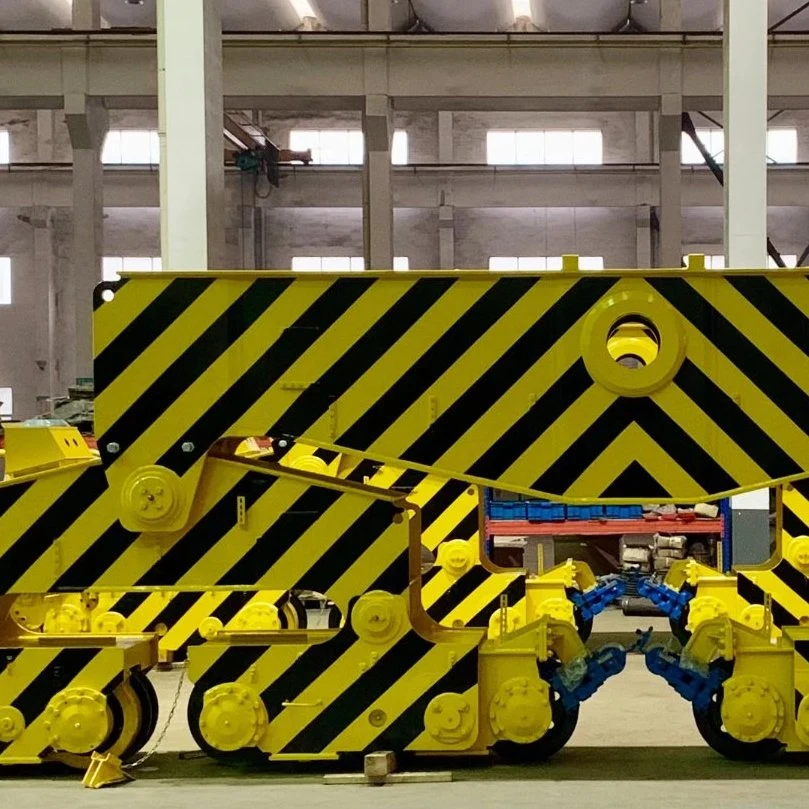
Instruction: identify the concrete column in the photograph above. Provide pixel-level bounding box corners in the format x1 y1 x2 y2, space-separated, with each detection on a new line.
439 199 455 270
36 110 55 162
237 180 256 269
362 0 392 31
635 111 654 163
158 0 225 270
658 0 682 268
636 204 653 268
30 207 57 405
72 0 100 29
438 111 454 164
725 0 770 564
362 94 394 270
65 94 107 381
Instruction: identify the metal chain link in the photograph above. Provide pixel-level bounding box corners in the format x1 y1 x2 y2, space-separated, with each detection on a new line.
124 666 186 770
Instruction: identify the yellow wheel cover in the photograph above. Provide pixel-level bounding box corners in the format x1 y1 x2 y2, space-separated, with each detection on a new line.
424 692 476 745
721 676 784 743
489 677 552 743
0 706 25 743
198 683 268 752
44 688 111 754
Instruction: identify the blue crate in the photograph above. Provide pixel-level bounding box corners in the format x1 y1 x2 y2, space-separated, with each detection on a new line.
489 501 527 520
526 500 565 521
566 505 605 520
604 505 644 519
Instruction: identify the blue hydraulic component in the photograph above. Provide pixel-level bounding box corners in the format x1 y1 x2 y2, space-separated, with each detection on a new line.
637 576 694 620
551 644 627 711
645 646 729 711
570 575 628 620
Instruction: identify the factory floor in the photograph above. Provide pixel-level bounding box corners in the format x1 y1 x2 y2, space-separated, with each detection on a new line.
4 610 809 808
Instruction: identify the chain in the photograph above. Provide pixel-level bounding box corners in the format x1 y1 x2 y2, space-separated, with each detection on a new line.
124 666 186 770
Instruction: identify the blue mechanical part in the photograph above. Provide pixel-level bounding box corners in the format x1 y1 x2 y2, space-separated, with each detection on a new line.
570 575 628 620
551 644 627 711
645 645 728 711
637 576 693 620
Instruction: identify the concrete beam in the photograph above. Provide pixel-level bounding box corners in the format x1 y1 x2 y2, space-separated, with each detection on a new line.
3 165 809 209
0 34 808 111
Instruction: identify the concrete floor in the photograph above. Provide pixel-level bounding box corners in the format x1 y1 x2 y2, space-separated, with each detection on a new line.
2 610 808 806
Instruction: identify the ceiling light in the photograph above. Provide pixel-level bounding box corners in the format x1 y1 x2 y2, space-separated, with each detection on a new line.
512 0 532 18
289 0 317 19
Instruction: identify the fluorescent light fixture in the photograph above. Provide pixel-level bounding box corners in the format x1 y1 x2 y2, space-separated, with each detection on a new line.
289 0 317 19
512 0 532 18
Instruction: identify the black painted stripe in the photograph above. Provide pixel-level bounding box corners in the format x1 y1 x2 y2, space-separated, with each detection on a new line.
366 550 411 595
52 518 140 592
795 641 809 663
105 592 151 618
421 566 442 585
533 396 739 497
737 574 799 628
158 277 376 477
444 510 480 544
13 648 98 728
195 645 268 693
467 577 526 628
185 592 254 650
261 626 359 721
217 485 344 586
269 278 456 438
313 448 340 465
295 500 403 594
421 479 470 532
675 359 803 479
427 566 491 622
467 359 593 482
783 505 809 540
138 471 277 586
0 649 22 678
337 276 540 454
0 468 107 594
727 276 809 360
389 469 428 493
363 647 478 752
771 559 809 606
145 591 202 633
791 478 809 502
95 277 213 395
98 277 293 465
345 459 382 484
0 480 35 519
402 278 617 468
650 277 809 439
281 629 434 753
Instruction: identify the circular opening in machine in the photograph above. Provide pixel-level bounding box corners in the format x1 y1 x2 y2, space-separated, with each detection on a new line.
606 315 661 370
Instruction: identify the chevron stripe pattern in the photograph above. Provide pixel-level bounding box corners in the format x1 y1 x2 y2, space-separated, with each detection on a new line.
93 271 809 505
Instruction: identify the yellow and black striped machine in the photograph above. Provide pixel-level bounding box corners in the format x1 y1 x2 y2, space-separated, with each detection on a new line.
2 265 809 780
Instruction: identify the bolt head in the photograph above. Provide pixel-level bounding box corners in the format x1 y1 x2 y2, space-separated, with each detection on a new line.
181 441 195 453
106 442 121 454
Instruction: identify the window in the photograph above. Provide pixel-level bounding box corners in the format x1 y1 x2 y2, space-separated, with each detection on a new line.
102 130 160 165
0 258 10 304
486 130 603 165
288 129 408 165
489 256 604 271
0 387 12 421
682 127 798 165
103 256 162 282
0 131 8 164
291 256 409 271
684 254 798 269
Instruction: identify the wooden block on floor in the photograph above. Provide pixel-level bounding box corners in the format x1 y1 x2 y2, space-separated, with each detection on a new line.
323 771 453 786
364 750 396 784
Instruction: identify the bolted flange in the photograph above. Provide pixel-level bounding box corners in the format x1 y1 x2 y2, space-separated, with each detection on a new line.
721 675 784 743
686 596 727 631
489 676 552 744
121 465 183 527
198 683 268 752
350 591 406 645
0 706 25 743
231 602 282 632
44 687 110 754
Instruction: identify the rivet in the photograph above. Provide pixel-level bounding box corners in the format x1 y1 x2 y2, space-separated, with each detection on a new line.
106 442 120 454
181 441 195 453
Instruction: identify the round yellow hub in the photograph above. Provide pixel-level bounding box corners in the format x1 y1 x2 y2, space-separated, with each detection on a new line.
198 616 225 640
721 676 784 743
351 591 405 645
424 693 475 745
43 603 88 634
438 540 474 576
289 455 328 475
92 610 128 634
198 683 268 752
686 596 727 631
44 688 110 754
739 605 766 632
487 606 524 638
786 537 809 573
0 706 25 743
537 597 575 625
121 465 182 526
232 602 282 632
489 677 552 744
